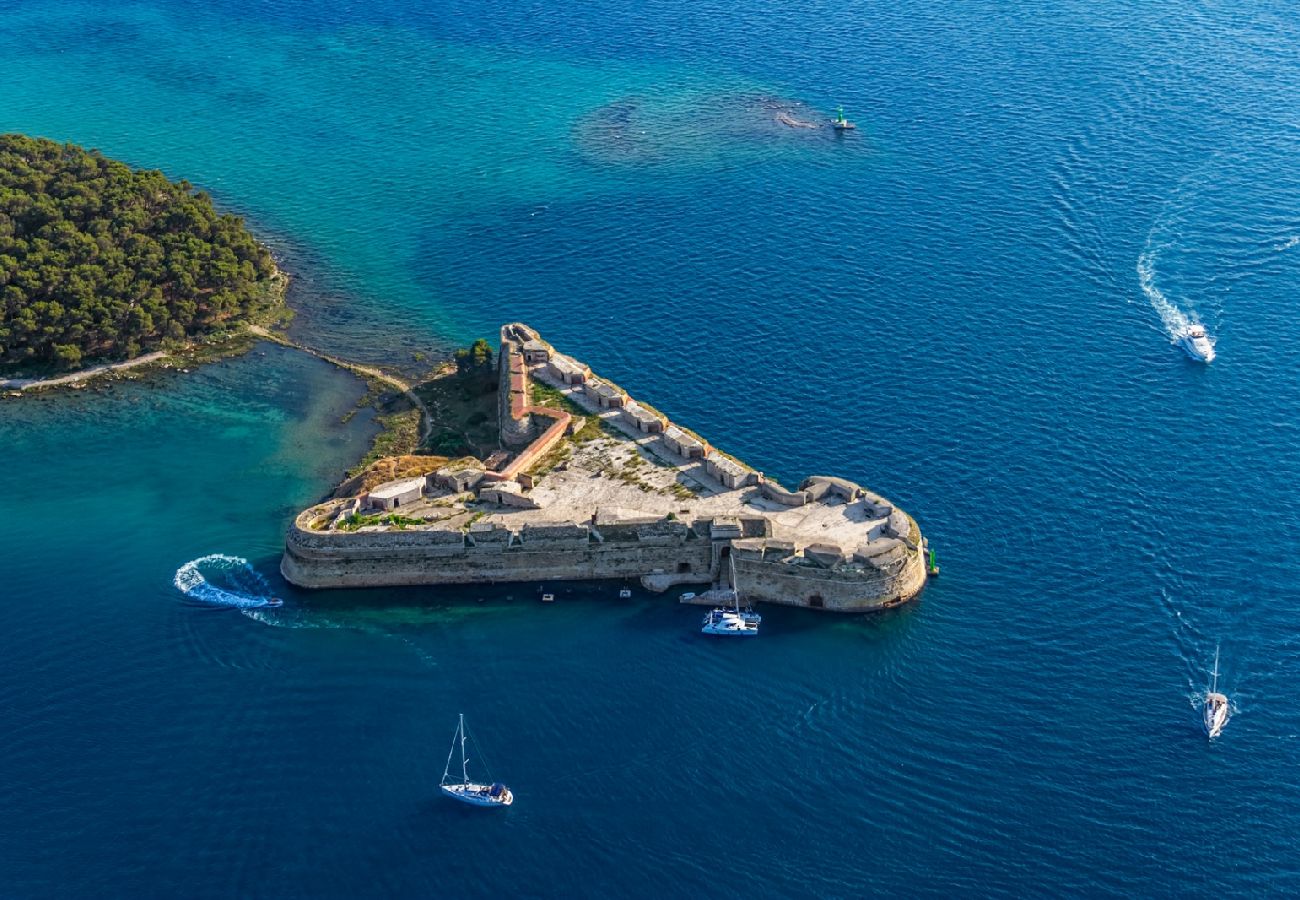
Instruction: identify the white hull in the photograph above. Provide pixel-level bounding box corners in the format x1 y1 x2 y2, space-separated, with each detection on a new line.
441 783 514 807
1204 693 1229 739
701 610 758 636
1177 327 1215 362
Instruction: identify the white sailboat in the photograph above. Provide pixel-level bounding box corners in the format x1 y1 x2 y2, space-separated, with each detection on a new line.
440 714 513 807
701 553 760 636
1203 646 1229 739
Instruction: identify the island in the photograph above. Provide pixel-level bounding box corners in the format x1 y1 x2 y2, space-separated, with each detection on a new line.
0 134 285 378
282 324 930 613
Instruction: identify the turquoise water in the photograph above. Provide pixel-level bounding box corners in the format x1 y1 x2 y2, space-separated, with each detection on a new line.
3 0 1300 895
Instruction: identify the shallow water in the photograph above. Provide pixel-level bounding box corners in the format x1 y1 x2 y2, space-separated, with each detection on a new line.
2 0 1300 895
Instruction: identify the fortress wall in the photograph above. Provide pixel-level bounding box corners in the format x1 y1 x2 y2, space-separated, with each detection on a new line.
490 324 573 473
498 326 535 448
800 476 863 503
758 478 812 507
732 544 927 611
282 524 713 589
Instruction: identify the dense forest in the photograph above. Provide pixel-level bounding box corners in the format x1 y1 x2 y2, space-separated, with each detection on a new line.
0 134 284 371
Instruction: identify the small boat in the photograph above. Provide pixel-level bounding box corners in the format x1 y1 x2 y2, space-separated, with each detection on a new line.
831 106 856 131
440 714 513 808
618 588 632 599
1203 645 1229 739
702 555 759 636
679 591 697 602
541 593 555 603
1177 323 1216 362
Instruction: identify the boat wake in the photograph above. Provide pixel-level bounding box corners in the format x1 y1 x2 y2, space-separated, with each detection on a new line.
173 554 283 609
1136 243 1193 341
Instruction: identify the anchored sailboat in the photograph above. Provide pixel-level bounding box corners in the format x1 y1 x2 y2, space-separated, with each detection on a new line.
440 714 513 807
1203 646 1229 739
702 553 760 636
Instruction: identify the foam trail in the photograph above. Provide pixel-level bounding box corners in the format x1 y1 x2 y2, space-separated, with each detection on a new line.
174 554 284 609
1137 243 1191 340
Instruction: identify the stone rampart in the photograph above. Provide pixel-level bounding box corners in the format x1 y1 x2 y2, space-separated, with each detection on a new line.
489 323 572 477
730 537 926 611
282 511 712 589
283 505 927 610
758 478 812 507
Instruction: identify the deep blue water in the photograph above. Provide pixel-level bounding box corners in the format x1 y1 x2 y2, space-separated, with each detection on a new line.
3 1 1300 895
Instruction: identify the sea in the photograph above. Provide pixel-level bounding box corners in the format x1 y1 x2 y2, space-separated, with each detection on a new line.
2 1 1299 895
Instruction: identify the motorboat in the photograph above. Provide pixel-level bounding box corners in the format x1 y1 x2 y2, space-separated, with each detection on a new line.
1203 646 1229 739
618 588 633 599
1178 323 1215 362
440 714 514 808
541 593 555 603
679 592 697 602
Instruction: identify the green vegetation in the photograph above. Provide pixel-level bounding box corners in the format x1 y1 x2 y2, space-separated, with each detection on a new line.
413 354 498 458
530 380 610 442
338 512 428 532
527 439 573 480
0 134 284 372
453 338 493 376
347 380 423 476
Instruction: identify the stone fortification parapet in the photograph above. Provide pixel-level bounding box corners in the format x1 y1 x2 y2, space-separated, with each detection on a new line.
800 476 863 503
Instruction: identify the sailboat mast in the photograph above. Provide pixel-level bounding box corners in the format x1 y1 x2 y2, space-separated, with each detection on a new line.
1211 645 1220 693
730 552 740 613
459 714 469 785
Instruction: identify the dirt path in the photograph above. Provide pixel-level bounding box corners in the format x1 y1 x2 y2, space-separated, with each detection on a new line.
248 325 432 443
1 351 168 392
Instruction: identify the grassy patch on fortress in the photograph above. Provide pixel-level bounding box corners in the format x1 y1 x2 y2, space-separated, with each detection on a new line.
530 381 611 442
337 512 429 532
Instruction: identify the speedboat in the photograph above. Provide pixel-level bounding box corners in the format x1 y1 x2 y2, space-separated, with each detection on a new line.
441 714 514 808
1177 323 1215 362
701 608 758 636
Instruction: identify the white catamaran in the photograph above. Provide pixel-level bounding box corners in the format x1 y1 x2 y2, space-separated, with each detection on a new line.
440 714 513 807
1203 646 1229 739
701 554 760 636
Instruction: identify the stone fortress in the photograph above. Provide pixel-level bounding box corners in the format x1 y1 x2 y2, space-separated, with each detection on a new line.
281 324 930 612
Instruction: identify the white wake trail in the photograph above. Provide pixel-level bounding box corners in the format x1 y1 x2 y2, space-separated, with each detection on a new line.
1137 243 1192 341
174 554 283 609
